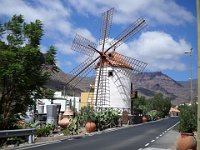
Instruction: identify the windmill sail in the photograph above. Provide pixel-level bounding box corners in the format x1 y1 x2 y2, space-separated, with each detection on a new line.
99 8 114 47
71 34 97 57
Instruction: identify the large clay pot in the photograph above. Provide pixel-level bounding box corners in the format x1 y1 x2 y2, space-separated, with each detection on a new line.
176 132 196 150
58 116 70 128
142 116 147 123
85 121 96 133
58 105 73 128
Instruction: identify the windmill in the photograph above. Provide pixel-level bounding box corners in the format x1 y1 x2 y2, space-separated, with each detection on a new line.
66 8 147 111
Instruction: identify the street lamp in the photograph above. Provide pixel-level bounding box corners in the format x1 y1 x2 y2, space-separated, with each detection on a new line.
184 48 193 103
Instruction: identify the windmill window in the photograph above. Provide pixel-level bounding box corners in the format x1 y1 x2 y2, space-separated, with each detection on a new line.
108 70 113 77
108 53 112 57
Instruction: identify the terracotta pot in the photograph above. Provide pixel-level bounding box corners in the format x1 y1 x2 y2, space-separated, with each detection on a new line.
176 132 196 150
85 121 96 133
58 105 73 128
142 116 147 123
58 116 70 128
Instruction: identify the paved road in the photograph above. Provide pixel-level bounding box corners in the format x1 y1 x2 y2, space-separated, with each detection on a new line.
24 117 179 150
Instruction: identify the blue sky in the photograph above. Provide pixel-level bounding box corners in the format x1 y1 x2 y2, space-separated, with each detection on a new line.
0 0 197 81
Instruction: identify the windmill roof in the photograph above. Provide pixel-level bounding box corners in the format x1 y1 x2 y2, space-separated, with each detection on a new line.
96 51 133 70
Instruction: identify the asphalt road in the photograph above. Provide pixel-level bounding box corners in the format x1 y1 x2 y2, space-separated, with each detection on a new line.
25 117 179 150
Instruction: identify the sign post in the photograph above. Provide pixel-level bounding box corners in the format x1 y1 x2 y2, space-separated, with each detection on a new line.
196 0 200 149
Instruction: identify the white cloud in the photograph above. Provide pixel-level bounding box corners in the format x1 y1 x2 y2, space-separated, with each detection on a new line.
74 28 97 43
0 0 97 57
40 45 48 53
0 0 72 37
116 31 191 71
55 42 74 55
68 0 194 25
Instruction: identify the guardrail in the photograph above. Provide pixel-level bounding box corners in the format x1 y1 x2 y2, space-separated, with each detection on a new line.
0 128 36 144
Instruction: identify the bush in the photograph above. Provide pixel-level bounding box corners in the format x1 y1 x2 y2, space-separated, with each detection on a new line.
0 136 27 147
36 124 55 137
96 109 120 130
6 136 27 146
146 110 159 121
36 127 50 137
178 104 197 133
62 117 80 135
79 105 96 124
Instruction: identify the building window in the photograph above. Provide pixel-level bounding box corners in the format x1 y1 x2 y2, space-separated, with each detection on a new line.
108 70 113 77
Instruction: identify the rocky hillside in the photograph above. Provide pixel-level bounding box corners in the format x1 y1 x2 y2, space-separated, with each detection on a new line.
46 69 197 105
135 72 197 105
45 68 94 96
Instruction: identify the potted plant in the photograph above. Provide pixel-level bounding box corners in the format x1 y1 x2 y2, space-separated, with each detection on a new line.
176 103 197 150
138 105 149 122
80 105 96 133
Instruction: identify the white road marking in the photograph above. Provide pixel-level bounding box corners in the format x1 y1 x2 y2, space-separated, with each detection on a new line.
16 141 61 150
143 120 179 149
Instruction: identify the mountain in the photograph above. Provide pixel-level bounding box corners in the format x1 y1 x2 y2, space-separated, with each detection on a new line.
45 68 94 96
46 68 197 105
135 72 197 105
177 79 198 102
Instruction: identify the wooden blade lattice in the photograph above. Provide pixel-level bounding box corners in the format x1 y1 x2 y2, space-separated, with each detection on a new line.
69 62 96 88
110 52 147 80
94 66 110 109
71 34 97 57
106 18 147 53
112 70 130 101
99 8 114 46
66 57 99 87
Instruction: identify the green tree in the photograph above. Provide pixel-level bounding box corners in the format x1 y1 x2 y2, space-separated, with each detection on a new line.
149 93 171 117
0 15 57 129
132 96 151 115
132 93 171 118
132 96 147 108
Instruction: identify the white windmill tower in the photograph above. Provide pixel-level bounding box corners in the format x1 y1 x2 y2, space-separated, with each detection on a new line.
66 8 147 111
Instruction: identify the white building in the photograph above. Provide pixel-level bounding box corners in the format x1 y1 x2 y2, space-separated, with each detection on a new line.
93 51 132 110
37 91 80 113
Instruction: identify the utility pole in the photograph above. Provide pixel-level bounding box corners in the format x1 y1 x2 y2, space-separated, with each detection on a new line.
185 48 193 103
197 0 200 149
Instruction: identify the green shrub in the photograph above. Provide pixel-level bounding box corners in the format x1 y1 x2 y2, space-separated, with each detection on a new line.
6 136 27 146
36 124 55 137
96 109 120 130
79 105 96 124
36 127 50 137
62 117 80 135
146 110 159 120
178 104 197 133
62 128 70 136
